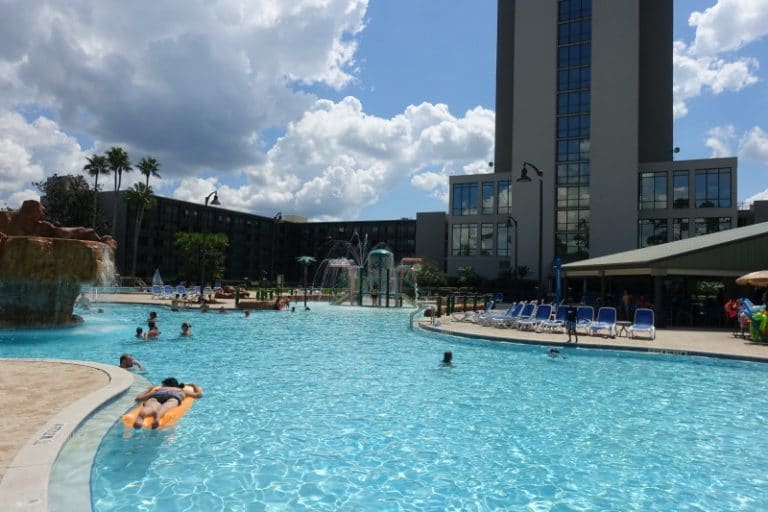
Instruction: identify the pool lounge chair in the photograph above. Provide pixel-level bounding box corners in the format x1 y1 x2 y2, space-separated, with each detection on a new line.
628 308 656 340
517 303 552 331
539 304 568 333
575 305 595 335
590 307 617 337
163 284 174 299
487 302 524 327
151 285 162 298
452 300 497 323
505 302 537 329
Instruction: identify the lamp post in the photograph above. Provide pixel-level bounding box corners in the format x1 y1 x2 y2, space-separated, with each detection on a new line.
199 190 220 302
507 216 518 279
517 161 544 299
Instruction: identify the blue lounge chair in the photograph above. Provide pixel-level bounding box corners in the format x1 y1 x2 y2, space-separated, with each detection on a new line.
151 285 162 298
505 302 537 329
163 284 174 299
590 307 617 337
176 285 187 298
628 308 656 340
575 305 595 335
540 304 568 333
517 303 552 331
484 303 522 327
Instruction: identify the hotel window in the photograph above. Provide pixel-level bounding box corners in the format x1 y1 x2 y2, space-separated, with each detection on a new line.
480 223 494 256
451 224 477 256
693 217 732 236
497 180 511 215
672 218 690 241
496 223 511 256
638 219 668 248
481 182 495 215
672 171 689 209
695 168 731 207
451 183 478 216
639 172 667 210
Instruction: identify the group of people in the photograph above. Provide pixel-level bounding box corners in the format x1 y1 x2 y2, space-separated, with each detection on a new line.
135 311 194 339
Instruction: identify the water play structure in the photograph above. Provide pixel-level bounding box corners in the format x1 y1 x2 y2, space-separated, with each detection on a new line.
312 232 421 307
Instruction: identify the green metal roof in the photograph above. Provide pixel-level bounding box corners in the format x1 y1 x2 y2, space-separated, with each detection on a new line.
563 221 768 273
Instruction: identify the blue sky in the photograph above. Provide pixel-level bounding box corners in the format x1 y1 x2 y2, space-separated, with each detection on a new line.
0 0 766 220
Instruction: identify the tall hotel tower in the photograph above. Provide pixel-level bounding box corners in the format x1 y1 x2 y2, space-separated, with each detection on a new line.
447 0 737 286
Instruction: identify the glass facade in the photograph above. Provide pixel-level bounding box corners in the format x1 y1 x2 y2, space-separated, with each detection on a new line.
555 0 591 259
694 217 732 236
451 224 477 256
672 218 689 241
497 180 511 215
639 172 667 210
695 168 732 208
480 223 494 256
451 183 478 215
672 171 689 209
638 218 668 248
496 223 511 257
481 182 495 215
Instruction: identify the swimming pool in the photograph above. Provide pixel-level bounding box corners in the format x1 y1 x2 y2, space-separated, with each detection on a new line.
2 302 768 510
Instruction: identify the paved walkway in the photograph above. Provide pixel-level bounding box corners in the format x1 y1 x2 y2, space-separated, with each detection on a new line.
419 313 768 362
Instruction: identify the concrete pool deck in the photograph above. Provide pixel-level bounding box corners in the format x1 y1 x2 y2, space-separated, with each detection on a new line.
1 294 768 510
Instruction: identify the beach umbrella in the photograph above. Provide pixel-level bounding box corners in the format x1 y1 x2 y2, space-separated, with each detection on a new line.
152 268 164 287
736 270 768 287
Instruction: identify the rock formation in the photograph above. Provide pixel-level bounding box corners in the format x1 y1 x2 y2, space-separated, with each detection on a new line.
0 200 116 327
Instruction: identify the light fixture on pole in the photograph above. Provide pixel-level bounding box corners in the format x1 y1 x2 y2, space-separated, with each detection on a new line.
199 190 220 302
517 161 544 298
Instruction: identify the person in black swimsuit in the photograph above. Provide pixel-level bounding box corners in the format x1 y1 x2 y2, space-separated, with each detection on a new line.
132 377 203 429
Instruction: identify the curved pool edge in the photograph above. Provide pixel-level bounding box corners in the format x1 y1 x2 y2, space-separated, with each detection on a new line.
418 319 768 364
0 359 134 512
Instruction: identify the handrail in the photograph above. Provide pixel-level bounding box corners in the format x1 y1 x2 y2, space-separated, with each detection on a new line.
410 301 437 329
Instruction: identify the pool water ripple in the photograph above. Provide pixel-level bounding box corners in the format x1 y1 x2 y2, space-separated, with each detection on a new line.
1 302 768 510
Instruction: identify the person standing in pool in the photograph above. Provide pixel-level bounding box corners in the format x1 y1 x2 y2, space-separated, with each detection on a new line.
119 353 143 370
441 351 453 366
180 322 192 336
566 305 578 343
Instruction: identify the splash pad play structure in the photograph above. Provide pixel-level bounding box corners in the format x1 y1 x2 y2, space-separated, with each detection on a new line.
313 232 421 307
0 200 116 327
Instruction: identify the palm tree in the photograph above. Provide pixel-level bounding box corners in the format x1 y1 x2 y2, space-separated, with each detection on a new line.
106 146 132 235
123 183 156 279
83 154 109 229
137 156 161 186
296 256 317 309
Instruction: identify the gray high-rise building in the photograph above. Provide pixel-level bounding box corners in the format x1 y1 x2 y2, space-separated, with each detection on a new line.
448 0 737 288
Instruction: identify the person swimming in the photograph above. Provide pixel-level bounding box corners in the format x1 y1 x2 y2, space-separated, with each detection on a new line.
180 322 192 336
132 377 203 429
119 353 143 370
441 351 453 366
548 348 564 359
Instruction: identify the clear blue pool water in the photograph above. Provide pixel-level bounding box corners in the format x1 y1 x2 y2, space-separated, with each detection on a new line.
2 302 768 511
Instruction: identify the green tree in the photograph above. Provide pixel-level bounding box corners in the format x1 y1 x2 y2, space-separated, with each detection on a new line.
106 146 132 234
83 153 109 229
124 182 156 278
456 266 480 288
413 258 447 289
34 174 107 232
137 156 161 186
296 255 317 308
174 232 229 283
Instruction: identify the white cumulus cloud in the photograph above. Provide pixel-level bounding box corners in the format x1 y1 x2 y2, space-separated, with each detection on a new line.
673 0 766 119
169 98 494 220
705 125 737 157
740 126 768 162
0 112 86 203
689 0 768 56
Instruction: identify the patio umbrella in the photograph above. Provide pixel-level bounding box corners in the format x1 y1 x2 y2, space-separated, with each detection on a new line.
736 270 768 287
152 268 164 288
